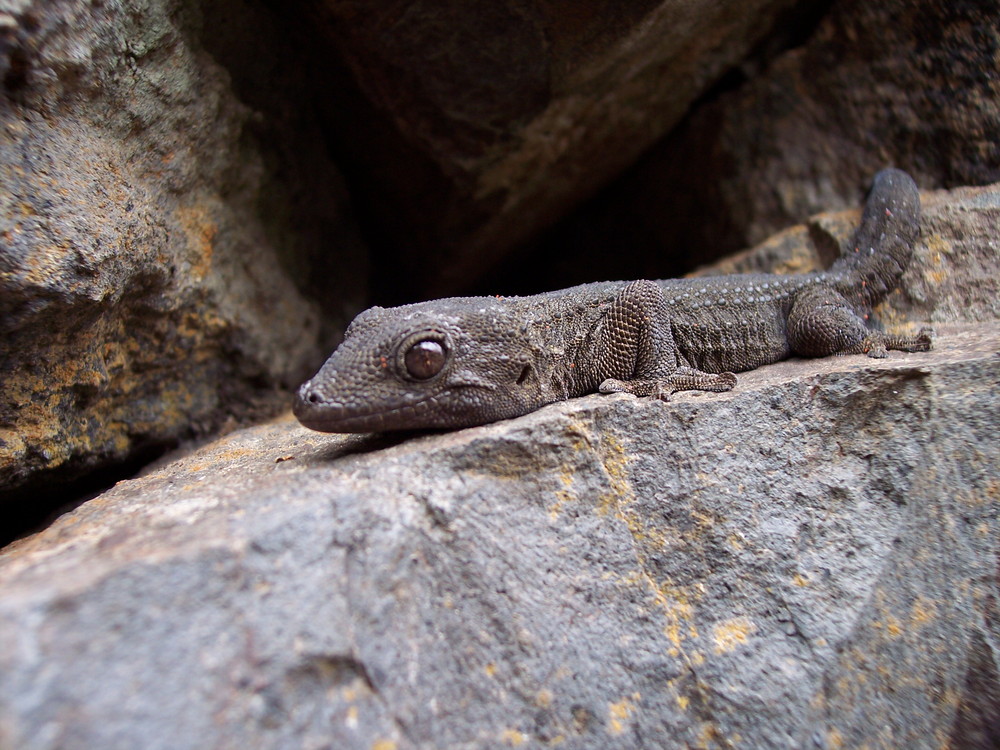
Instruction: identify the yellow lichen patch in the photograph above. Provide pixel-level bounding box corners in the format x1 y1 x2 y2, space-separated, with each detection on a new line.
549 487 574 522
910 596 937 627
501 729 527 746
595 434 635 515
965 479 1000 511
594 490 617 517
592 436 708 661
689 509 715 528
826 727 844 749
677 694 690 710
176 204 216 280
371 741 397 750
593 437 633 515
607 693 640 735
792 573 810 587
694 720 727 749
712 617 755 655
484 662 498 678
535 689 553 708
883 614 903 638
646 579 697 652
920 233 952 287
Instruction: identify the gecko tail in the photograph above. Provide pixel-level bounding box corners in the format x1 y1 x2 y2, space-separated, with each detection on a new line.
831 168 921 309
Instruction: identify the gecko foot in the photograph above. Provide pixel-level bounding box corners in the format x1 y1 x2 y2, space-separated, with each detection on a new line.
600 370 737 401
856 327 934 358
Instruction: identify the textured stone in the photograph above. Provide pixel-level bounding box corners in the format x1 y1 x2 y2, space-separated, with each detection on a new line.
305 0 811 295
0 0 366 496
523 0 1000 289
694 182 1000 329
0 322 996 749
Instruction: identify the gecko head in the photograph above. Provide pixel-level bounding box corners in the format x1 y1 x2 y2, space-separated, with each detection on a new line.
294 297 539 433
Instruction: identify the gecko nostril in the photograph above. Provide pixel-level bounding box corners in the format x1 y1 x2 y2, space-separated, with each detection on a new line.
307 391 321 404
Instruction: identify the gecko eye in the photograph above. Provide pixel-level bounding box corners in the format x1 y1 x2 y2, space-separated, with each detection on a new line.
404 339 447 380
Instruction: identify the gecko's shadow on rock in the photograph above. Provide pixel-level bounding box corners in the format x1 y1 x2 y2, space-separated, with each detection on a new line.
306 428 446 464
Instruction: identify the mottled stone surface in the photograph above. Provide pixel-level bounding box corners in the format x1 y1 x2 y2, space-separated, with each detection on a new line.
694 182 1000 330
0 323 997 749
306 0 810 295
522 0 1000 290
674 0 1000 249
0 0 366 496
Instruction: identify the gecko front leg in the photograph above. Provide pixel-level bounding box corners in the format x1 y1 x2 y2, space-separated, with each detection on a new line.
594 280 737 400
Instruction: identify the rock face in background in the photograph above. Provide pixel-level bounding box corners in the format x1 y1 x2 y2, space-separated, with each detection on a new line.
0 322 996 749
693 182 1000 330
511 0 1000 293
0 0 366 503
304 0 812 296
665 0 1000 250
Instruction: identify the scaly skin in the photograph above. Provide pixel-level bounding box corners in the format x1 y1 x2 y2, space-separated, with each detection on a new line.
295 169 931 433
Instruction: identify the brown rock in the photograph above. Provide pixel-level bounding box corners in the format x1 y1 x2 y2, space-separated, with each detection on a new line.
529 0 1000 285
308 0 811 295
0 1 367 497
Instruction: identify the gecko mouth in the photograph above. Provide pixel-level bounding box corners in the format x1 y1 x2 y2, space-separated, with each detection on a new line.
293 384 445 433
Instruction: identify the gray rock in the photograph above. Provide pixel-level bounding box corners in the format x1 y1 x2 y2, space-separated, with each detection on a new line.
1 322 996 749
0 0 367 494
694 182 1000 327
313 0 813 294
529 0 1000 287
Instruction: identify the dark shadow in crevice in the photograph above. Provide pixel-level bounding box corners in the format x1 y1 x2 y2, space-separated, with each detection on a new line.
0 441 175 550
469 0 838 299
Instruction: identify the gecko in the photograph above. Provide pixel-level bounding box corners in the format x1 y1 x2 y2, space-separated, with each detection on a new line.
294 169 931 433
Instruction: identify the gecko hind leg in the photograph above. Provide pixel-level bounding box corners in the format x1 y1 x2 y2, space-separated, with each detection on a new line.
846 328 934 358
596 280 738 400
788 285 933 359
600 369 737 401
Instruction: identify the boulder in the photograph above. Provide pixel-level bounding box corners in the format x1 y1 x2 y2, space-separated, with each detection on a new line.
305 0 814 295
526 0 1000 289
0 0 366 498
0 321 996 748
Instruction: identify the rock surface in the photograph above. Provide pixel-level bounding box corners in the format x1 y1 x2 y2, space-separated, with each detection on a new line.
1 322 997 749
523 0 1000 289
0 0 366 497
694 182 1000 330
306 0 812 295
